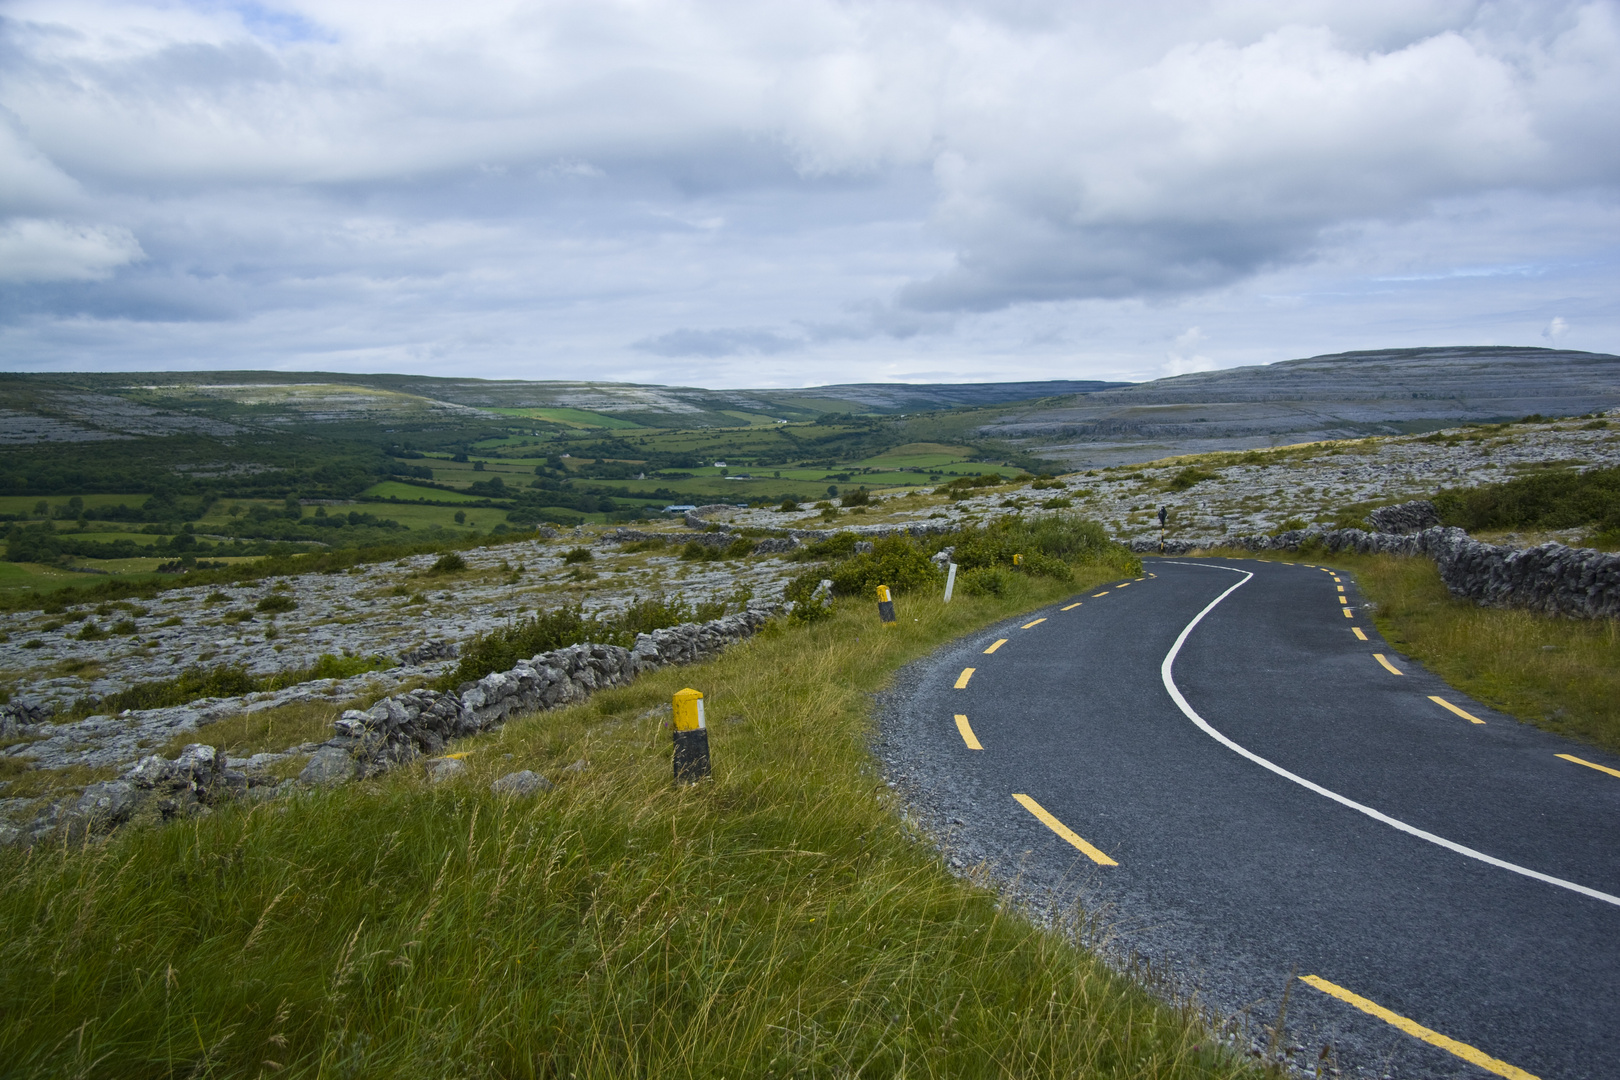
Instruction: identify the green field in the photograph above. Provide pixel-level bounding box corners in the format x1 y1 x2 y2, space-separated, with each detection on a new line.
488 406 644 429
0 560 115 593
359 481 493 504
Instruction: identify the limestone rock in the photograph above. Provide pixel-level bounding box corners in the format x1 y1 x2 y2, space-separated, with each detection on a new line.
299 746 356 785
491 770 551 797
426 757 467 784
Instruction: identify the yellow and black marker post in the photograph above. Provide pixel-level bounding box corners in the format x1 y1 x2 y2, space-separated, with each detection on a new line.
672 687 710 782
1013 553 1023 566
876 584 897 628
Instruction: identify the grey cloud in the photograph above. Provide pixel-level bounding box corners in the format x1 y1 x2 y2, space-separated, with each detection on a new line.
633 327 805 357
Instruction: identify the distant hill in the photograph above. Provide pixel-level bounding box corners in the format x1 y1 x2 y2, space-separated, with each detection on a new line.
976 346 1620 468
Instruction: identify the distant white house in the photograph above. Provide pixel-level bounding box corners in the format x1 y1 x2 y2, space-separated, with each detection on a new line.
713 461 727 468
664 504 698 513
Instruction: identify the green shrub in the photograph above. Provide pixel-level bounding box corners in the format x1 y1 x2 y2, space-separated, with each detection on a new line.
1014 552 1072 580
256 594 297 613
959 566 1012 596
1041 496 1074 509
783 570 834 622
680 541 722 562
724 537 754 558
430 552 467 573
562 547 594 564
789 531 857 561
840 487 870 507
221 609 253 625
828 536 941 599
776 499 800 512
1434 465 1620 534
303 653 389 682
75 623 109 641
1166 467 1216 491
110 619 139 635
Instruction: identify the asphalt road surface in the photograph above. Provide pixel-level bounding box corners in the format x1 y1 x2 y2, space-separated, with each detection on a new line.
879 557 1620 1080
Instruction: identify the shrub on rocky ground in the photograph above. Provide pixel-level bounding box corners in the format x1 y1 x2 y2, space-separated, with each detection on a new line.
429 552 467 573
562 547 593 564
256 594 297 613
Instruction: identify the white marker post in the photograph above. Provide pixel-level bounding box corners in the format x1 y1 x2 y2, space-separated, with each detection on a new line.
943 562 958 602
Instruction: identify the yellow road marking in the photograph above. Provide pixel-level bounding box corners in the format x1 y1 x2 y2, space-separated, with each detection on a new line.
954 714 983 750
1021 618 1047 629
1336 585 1345 592
984 639 1007 654
1429 696 1486 724
1092 591 1109 597
954 667 975 689
1283 561 1295 565
1061 602 1083 611
1557 753 1620 779
1351 626 1367 641
1135 577 1145 581
1116 582 1131 588
1374 653 1403 675
1299 976 1539 1080
1338 595 1348 604
1012 794 1117 866
1303 563 1315 567
1343 608 1354 617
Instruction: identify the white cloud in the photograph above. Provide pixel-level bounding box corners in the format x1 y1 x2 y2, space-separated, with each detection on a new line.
0 218 144 283
1544 315 1570 340
0 1 1616 378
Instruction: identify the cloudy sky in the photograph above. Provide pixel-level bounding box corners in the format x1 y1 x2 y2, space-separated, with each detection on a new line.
2 0 1617 387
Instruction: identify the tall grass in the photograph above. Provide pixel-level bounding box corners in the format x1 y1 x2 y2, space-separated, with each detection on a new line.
0 563 1253 1079
1334 552 1620 753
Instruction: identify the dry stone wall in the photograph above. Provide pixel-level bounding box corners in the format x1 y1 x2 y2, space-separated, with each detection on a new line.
1134 502 1620 620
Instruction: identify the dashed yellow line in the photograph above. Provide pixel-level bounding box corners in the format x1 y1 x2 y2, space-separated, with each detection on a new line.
1116 582 1131 589
1061 602 1083 611
983 639 1007 654
954 667 975 689
1021 618 1047 629
1338 595 1348 604
1557 753 1620 779
1092 591 1110 597
1429 696 1485 724
1343 608 1354 618
1336 585 1345 592
954 714 983 750
1012 794 1117 866
1351 626 1367 641
1375 653 1404 675
1299 976 1539 1080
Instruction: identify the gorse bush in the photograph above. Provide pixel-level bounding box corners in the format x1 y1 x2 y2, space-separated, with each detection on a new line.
1166 467 1216 491
562 547 594 564
430 552 467 573
828 536 941 599
952 513 1116 571
1435 465 1620 536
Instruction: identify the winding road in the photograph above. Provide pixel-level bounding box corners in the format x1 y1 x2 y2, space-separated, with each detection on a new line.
880 557 1620 1080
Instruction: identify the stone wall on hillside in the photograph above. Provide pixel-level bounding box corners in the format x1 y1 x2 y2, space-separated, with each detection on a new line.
305 606 776 783
1134 504 1620 620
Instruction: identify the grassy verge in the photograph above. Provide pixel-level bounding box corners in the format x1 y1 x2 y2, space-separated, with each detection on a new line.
1211 549 1620 754
0 553 1254 1079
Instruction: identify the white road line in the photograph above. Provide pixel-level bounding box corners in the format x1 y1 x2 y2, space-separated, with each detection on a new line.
1158 560 1620 910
